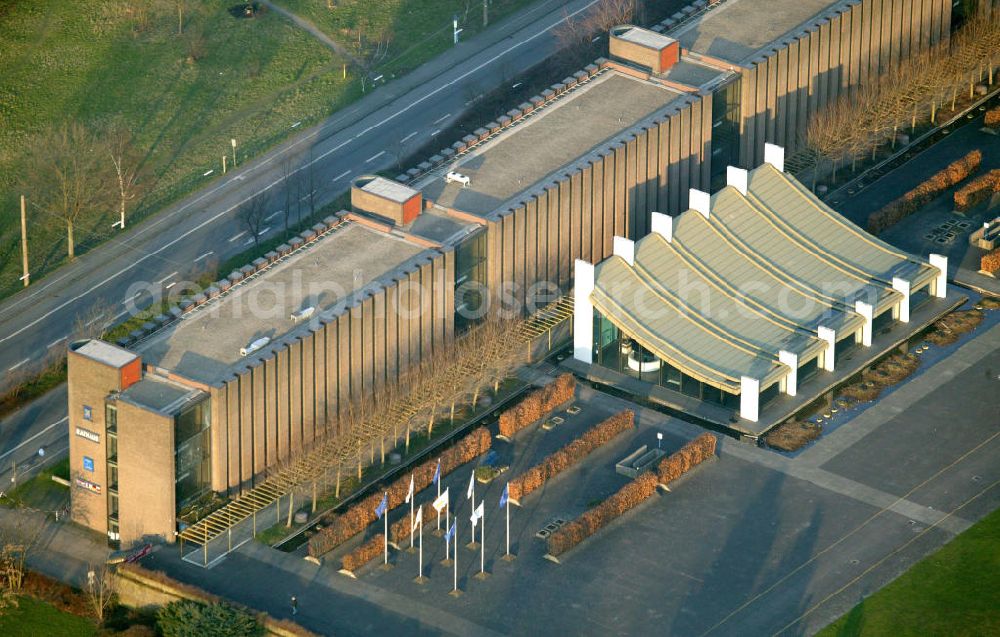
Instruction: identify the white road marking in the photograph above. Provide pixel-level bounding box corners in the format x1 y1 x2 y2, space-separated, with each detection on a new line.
194 251 214 262
258 227 270 236
401 131 417 143
431 129 441 136
228 231 248 242
333 170 351 181
0 0 601 345
165 282 177 290
244 238 254 246
0 417 68 462
157 272 178 284
47 337 66 349
366 151 386 163
434 113 451 124
85 316 102 327
8 358 29 371
265 211 282 221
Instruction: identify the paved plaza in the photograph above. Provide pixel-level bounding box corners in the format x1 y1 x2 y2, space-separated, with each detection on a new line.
118 315 1000 636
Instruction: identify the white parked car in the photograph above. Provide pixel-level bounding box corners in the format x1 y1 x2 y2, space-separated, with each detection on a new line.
446 171 471 187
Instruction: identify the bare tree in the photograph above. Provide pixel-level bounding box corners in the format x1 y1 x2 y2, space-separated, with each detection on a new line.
22 123 111 259
104 121 148 230
238 192 270 250
85 563 117 622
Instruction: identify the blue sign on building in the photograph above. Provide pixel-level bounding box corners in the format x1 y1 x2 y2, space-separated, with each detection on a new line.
83 405 92 421
83 456 95 472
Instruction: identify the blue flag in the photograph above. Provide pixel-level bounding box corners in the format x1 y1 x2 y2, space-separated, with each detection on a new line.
499 483 509 509
375 492 388 519
444 519 457 543
432 459 441 486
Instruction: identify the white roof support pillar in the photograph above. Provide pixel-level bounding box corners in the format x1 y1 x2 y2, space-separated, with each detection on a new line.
612 236 635 266
892 277 911 323
573 259 595 364
778 350 798 397
817 325 836 372
650 212 673 242
929 253 948 298
764 143 785 172
689 189 711 219
855 300 874 347
740 376 760 423
726 166 749 195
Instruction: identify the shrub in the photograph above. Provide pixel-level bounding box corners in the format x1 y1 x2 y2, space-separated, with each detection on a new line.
546 472 659 557
868 150 982 233
982 247 1000 274
498 373 576 438
389 502 437 544
655 432 717 485
156 599 263 637
308 426 491 557
986 106 1000 129
954 169 1000 211
340 534 385 572
509 410 635 501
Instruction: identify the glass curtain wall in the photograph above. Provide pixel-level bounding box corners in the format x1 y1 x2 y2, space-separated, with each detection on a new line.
175 400 211 508
454 230 488 333
710 77 742 192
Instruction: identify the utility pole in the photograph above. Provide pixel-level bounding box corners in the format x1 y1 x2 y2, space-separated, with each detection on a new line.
19 195 29 287
483 0 488 27
453 15 463 45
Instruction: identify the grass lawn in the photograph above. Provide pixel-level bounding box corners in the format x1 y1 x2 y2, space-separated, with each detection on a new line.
0 596 96 637
3 458 70 511
819 505 1000 636
274 0 537 77
0 0 356 298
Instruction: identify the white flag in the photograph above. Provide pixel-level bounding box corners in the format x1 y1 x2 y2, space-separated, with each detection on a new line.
470 500 484 527
432 488 449 513
405 473 414 504
467 472 475 500
411 506 423 533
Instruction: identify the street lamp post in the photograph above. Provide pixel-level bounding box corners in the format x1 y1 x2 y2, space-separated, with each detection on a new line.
231 138 237 167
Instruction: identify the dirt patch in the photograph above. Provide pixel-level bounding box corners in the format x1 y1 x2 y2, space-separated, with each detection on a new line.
764 420 822 452
836 352 922 405
925 309 984 346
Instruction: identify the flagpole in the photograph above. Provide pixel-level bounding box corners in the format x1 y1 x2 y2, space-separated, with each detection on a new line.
480 508 485 576
383 508 388 565
418 517 424 582
409 488 415 550
436 460 442 531
506 492 510 557
452 529 459 595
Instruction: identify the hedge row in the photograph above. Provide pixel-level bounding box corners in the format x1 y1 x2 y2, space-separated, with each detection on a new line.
308 426 492 557
498 373 576 438
341 534 384 572
546 433 717 558
982 247 1000 274
986 106 1000 129
656 433 717 485
868 150 982 233
954 169 1000 211
389 502 437 544
546 472 659 557
509 410 634 501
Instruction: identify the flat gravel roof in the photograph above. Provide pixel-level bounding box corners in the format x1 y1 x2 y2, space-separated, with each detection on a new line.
674 0 843 64
139 222 428 385
418 71 683 217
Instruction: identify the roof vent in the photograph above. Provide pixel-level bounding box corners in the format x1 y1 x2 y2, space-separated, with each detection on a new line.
240 337 270 357
290 306 315 322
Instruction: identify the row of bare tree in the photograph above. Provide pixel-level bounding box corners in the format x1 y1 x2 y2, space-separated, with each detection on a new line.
805 13 1000 182
553 0 638 53
20 122 147 259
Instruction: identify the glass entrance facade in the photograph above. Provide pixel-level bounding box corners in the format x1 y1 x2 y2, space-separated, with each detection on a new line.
592 311 741 409
175 399 211 508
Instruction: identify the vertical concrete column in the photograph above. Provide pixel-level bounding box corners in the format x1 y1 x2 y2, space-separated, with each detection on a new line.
929 253 948 298
778 350 798 396
740 376 760 423
650 212 673 242
612 236 635 266
855 300 874 347
573 260 595 364
727 167 749 195
689 189 710 219
818 325 836 371
764 143 785 172
892 277 911 323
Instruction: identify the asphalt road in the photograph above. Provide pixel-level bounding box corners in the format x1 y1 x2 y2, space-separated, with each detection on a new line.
0 0 601 382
